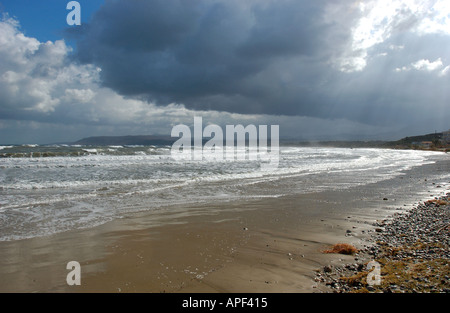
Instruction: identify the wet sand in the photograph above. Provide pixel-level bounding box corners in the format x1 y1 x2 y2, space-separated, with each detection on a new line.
0 157 448 293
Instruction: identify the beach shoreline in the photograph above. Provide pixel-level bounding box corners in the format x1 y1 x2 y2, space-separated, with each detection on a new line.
0 157 448 293
317 192 450 293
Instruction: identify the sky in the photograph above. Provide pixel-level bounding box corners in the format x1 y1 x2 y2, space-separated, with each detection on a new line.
0 0 449 144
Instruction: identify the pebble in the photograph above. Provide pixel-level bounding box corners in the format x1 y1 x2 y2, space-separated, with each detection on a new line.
323 266 332 273
316 193 450 293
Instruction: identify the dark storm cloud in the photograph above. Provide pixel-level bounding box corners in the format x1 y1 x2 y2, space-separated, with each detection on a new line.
71 0 338 116
69 0 450 129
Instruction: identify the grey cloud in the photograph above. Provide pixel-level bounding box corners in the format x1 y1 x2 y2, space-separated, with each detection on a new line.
69 0 449 129
71 0 334 115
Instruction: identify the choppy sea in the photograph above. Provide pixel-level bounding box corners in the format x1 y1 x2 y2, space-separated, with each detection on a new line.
0 144 445 241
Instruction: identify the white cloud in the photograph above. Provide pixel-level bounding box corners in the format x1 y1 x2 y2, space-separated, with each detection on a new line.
0 15 40 68
416 0 450 35
411 58 443 71
396 58 447 73
335 0 450 72
0 16 101 113
64 88 95 103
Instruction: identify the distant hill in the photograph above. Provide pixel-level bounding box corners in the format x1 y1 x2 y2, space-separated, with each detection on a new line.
72 131 448 149
279 140 388 148
386 132 443 146
73 135 176 146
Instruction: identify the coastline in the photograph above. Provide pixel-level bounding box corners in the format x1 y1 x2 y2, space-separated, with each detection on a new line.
0 157 448 293
317 193 449 293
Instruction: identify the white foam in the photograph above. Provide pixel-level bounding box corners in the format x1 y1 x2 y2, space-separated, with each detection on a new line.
82 148 98 154
0 146 444 241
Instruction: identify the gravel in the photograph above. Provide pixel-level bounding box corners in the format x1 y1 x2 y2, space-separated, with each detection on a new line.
315 193 450 293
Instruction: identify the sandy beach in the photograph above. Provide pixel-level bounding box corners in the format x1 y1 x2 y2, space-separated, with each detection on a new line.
1 0 450 299
0 157 448 293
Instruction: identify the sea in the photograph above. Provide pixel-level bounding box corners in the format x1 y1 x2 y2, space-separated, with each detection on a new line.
0 144 447 241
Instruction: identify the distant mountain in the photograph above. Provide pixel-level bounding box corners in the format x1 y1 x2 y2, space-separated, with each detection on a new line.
73 135 176 146
279 140 388 148
72 131 448 149
387 132 443 146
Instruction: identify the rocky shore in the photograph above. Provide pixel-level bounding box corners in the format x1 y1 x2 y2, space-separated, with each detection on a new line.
316 193 450 293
